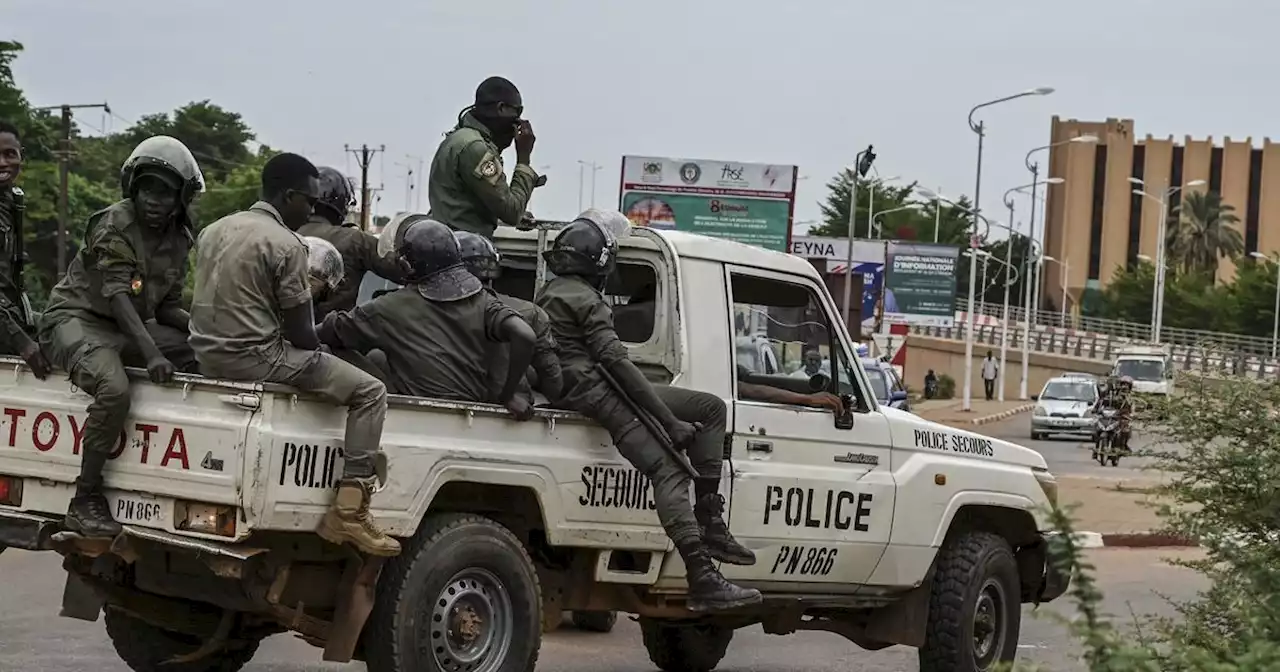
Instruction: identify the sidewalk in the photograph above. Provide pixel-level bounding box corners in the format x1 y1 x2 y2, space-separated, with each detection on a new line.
914 398 1034 427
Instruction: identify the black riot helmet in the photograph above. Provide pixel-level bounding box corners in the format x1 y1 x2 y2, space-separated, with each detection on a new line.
454 230 501 283
543 208 631 288
398 218 483 302
315 167 355 224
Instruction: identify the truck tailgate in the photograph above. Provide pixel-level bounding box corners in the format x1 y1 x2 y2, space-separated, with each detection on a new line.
0 368 253 520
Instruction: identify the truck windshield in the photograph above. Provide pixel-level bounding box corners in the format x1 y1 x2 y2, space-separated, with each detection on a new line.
863 367 889 401
1040 381 1097 402
1115 359 1164 382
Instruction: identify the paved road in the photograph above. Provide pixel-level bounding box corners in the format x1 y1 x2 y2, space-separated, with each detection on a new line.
0 547 1206 672
980 413 1169 479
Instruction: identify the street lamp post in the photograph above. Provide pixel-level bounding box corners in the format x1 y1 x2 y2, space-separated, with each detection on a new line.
962 87 1054 411
841 147 877 326
1130 177 1206 342
1042 255 1069 318
1003 177 1064 399
867 176 901 239
1251 252 1280 359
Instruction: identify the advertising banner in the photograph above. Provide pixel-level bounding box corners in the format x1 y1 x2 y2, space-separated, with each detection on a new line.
619 156 797 252
884 242 960 326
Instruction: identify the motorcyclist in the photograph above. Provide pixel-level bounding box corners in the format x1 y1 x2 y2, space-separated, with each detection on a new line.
1093 375 1134 454
923 369 939 399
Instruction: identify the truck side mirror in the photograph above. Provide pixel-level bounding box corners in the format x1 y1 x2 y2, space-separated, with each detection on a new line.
1030 394 1039 401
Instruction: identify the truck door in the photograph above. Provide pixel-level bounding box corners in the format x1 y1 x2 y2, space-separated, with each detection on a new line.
718 266 895 591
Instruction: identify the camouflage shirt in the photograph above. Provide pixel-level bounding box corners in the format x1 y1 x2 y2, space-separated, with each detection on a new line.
297 215 407 320
0 188 29 350
40 199 192 331
427 112 539 238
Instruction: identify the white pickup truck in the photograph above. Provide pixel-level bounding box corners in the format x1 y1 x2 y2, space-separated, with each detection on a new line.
0 226 1066 672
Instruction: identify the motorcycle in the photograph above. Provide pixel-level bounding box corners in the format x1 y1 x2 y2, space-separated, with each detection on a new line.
924 377 939 400
1093 408 1123 467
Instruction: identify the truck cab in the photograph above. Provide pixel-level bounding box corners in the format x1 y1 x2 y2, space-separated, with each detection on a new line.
1112 345 1174 395
0 224 1067 672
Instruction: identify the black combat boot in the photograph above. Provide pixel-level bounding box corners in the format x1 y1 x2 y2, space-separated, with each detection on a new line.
694 492 756 565
679 541 762 612
65 483 123 538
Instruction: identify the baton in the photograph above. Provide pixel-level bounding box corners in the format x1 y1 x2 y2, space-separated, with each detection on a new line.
595 363 699 479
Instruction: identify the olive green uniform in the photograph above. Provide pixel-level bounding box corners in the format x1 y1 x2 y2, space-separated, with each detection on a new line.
320 285 519 400
296 215 406 319
427 112 539 239
537 276 727 545
0 188 33 354
189 201 387 476
38 200 196 490
487 291 562 405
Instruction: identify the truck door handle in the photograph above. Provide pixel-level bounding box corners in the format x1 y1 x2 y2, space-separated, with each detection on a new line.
218 393 261 411
746 440 773 454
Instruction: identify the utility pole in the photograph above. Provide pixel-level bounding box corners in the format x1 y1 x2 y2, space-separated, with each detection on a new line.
397 154 424 213
35 102 110 278
344 144 385 231
577 160 602 209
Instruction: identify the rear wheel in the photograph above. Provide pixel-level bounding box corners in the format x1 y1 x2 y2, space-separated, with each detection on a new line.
103 608 259 672
640 619 734 672
363 513 542 672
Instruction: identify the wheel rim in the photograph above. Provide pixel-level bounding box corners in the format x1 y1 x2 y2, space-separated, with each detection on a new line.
426 567 513 672
971 578 1007 669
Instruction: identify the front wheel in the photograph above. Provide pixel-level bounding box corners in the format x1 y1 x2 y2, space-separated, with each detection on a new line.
363 513 542 672
103 608 260 672
640 619 734 672
919 531 1021 672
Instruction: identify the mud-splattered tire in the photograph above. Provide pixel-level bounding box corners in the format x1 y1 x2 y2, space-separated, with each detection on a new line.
639 618 733 672
103 607 258 672
918 531 1021 672
571 610 617 633
363 513 541 672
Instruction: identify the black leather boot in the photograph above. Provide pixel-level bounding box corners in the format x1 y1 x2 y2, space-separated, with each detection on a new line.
694 493 756 565
65 489 123 538
679 541 763 612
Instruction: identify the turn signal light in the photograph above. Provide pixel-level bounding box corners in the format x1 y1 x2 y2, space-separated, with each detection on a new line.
0 476 21 507
175 501 236 537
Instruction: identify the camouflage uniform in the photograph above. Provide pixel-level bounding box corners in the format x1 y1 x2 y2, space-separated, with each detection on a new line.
427 112 539 239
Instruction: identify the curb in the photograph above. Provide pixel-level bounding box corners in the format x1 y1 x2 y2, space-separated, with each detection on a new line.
969 403 1035 426
1074 531 1199 548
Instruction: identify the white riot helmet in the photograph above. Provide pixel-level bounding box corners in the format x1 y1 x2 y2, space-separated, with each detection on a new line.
304 236 344 294
119 135 205 205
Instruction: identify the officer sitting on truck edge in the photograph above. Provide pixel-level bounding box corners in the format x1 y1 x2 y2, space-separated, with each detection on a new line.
454 229 563 405
297 166 407 320
38 135 203 538
428 76 543 239
0 120 50 378
536 209 762 613
189 153 400 557
318 218 538 419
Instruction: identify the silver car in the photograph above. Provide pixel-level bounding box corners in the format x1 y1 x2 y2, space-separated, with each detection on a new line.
1030 377 1099 440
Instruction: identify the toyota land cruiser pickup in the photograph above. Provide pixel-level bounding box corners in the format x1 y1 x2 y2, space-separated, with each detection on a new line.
0 225 1066 672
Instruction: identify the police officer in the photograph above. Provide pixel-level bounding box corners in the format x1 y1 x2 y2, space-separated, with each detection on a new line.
318 219 537 418
454 229 562 405
189 153 399 557
427 76 543 239
0 120 50 378
297 167 407 319
38 135 203 537
537 210 761 613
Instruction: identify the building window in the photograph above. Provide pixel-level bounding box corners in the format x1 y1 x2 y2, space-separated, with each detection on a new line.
1088 146 1108 280
1209 146 1224 194
1168 145 1185 224
1127 145 1145 269
1247 149 1263 255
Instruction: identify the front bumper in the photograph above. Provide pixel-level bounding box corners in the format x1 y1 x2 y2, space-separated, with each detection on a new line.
1017 534 1071 604
1031 416 1096 434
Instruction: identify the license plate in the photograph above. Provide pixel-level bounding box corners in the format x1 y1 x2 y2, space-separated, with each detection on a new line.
106 492 168 528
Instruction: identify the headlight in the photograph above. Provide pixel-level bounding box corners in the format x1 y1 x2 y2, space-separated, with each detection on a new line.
1033 406 1047 417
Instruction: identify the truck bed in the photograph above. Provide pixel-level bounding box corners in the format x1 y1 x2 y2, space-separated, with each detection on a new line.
0 358 672 552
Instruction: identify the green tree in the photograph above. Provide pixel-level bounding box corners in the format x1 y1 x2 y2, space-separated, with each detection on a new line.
1096 261 1156 324
1223 257 1278 338
1167 190 1244 276
119 101 255 182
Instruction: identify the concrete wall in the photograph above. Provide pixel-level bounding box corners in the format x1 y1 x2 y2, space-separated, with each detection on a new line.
904 335 1112 399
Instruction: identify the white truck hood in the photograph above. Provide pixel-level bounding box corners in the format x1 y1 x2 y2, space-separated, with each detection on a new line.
882 406 1048 470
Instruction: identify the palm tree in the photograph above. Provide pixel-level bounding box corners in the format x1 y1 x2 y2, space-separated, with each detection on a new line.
1166 191 1243 276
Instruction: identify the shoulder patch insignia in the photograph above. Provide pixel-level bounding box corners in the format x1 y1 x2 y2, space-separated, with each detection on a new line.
480 158 500 178
473 149 503 184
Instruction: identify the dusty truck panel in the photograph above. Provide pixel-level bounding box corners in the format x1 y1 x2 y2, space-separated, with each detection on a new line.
0 224 1068 672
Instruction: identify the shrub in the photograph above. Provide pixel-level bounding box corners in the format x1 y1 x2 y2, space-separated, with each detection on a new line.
936 373 956 399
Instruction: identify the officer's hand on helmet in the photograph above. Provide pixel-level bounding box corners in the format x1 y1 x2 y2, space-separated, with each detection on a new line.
514 120 536 159
19 340 51 380
806 392 845 414
505 395 534 421
146 356 176 384
668 420 699 449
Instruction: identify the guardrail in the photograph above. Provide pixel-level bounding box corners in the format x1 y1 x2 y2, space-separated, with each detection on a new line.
956 300 1277 356
912 323 1280 378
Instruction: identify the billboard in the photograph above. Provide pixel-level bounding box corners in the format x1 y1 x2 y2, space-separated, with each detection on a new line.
619 156 798 252
883 242 960 326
